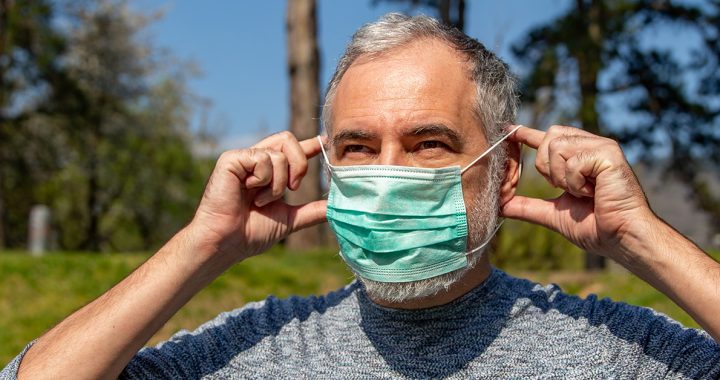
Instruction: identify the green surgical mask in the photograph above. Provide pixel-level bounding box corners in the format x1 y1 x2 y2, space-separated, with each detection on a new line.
318 125 520 283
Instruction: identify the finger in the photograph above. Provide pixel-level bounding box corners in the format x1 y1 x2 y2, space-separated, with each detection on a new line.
299 137 322 158
501 195 558 231
535 125 589 183
253 132 322 191
547 139 568 188
244 149 273 188
217 148 271 188
547 135 591 189
282 137 322 190
508 125 544 149
287 199 327 233
253 131 305 190
565 154 595 197
564 149 616 197
254 150 289 207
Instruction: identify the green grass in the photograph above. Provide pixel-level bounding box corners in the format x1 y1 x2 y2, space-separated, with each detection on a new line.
1 248 717 364
0 247 352 364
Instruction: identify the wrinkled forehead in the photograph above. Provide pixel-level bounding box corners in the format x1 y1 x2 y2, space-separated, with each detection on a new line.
328 39 481 141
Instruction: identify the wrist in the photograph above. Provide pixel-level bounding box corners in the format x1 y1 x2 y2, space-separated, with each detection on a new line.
613 209 669 273
163 224 239 284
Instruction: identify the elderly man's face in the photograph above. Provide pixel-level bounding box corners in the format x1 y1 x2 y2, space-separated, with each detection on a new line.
329 38 492 222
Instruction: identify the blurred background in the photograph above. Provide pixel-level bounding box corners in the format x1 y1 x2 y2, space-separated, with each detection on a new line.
1 0 719 363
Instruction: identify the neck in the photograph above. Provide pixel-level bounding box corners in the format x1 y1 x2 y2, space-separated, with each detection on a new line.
370 255 493 310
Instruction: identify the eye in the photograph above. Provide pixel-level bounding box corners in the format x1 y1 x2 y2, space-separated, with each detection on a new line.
344 144 373 154
417 140 448 150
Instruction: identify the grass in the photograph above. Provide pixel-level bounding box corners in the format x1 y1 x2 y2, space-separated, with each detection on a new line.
1 248 718 365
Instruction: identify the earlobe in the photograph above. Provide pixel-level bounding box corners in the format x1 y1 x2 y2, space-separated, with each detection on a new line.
499 141 522 206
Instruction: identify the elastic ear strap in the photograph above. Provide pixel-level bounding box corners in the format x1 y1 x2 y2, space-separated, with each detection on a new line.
465 218 505 257
461 125 523 174
317 135 331 167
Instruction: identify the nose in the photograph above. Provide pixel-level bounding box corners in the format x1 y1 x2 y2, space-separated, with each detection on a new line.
377 141 411 166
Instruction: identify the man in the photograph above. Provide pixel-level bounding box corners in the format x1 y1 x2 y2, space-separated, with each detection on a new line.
3 13 720 379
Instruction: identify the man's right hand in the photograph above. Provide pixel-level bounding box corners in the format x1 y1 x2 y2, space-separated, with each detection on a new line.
188 131 328 265
16 132 328 380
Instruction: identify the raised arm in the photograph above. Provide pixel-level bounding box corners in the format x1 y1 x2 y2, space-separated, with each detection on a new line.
14 132 327 379
501 125 720 342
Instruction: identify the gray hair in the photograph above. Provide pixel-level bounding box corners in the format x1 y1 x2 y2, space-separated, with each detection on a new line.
323 13 517 140
322 12 518 196
322 13 518 302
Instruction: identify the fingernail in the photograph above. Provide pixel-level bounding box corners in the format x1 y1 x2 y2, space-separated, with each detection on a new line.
292 179 301 190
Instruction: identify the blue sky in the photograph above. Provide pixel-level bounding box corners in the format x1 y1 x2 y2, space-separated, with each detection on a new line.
134 0 570 150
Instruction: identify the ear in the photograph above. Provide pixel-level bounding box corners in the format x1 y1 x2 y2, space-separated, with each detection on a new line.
500 141 522 206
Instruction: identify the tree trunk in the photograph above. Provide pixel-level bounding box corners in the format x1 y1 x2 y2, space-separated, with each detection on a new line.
0 167 5 250
86 144 101 252
575 0 605 269
438 0 465 31
285 0 323 251
83 107 103 252
0 0 9 250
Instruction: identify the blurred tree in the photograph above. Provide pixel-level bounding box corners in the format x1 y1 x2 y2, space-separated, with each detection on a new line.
0 0 211 252
0 0 66 249
512 0 720 269
53 0 212 252
61 0 155 251
373 0 466 31
286 0 324 250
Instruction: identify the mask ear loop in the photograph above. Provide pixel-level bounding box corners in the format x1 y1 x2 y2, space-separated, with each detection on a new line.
460 125 523 175
465 218 504 256
317 135 332 168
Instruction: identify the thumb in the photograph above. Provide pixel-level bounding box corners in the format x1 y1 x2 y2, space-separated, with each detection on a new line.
501 195 558 231
288 200 328 233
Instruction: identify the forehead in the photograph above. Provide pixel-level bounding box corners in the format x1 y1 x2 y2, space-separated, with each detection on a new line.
330 38 479 137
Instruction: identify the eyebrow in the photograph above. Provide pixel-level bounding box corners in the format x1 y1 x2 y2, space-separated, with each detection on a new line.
330 123 465 149
331 129 379 148
403 124 464 148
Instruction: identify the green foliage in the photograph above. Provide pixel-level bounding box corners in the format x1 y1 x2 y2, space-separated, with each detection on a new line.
512 0 720 231
0 0 67 248
0 0 214 252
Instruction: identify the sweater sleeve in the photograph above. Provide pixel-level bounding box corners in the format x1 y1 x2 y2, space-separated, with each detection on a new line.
559 292 720 379
0 342 35 380
120 299 273 379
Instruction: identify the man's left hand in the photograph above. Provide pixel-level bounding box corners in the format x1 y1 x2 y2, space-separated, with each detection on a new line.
501 125 654 263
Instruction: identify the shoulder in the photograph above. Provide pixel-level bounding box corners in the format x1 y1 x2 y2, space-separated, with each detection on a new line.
196 280 361 336
495 270 710 341
493 270 720 378
121 282 361 379
165 280 360 345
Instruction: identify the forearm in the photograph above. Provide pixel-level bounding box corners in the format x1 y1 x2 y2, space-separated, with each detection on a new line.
18 227 227 379
620 214 720 342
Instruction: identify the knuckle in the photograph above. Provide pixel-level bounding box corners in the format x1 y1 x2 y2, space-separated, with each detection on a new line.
278 130 294 141
548 138 563 152
219 150 234 159
218 150 238 165
547 125 567 135
257 150 272 162
273 151 289 164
